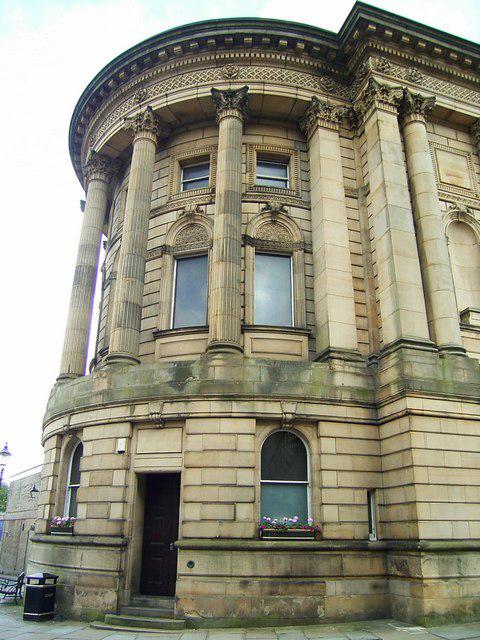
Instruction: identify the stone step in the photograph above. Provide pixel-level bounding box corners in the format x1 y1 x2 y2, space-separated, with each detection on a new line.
120 605 174 618
130 595 175 609
91 622 173 634
103 613 186 631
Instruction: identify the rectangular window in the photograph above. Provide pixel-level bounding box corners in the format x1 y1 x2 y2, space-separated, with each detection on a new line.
172 255 208 328
256 159 289 188
367 489 377 540
254 253 293 326
181 161 210 191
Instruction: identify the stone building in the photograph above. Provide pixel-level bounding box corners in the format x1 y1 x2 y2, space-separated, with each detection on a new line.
30 2 480 628
0 468 41 577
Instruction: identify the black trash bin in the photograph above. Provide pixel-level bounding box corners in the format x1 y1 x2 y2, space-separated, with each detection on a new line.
23 573 58 621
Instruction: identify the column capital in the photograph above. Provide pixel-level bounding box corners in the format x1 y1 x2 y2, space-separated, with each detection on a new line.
353 77 403 127
124 106 169 144
211 86 249 123
398 88 436 126
471 119 480 147
299 97 345 139
82 151 117 186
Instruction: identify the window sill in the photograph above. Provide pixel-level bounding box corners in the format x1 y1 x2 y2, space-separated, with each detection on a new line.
153 326 209 361
260 528 318 541
243 325 310 335
153 326 208 338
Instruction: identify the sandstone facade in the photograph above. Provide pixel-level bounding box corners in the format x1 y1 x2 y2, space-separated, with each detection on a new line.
30 3 480 627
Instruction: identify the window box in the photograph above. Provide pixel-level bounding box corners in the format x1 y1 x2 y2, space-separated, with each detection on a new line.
49 526 74 536
259 527 318 540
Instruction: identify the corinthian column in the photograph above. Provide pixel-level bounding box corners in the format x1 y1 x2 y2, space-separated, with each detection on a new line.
106 107 167 365
59 152 115 379
300 98 360 361
399 89 465 354
357 78 431 351
207 86 248 352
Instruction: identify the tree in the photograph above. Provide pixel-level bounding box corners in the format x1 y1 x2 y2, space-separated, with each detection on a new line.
0 484 8 512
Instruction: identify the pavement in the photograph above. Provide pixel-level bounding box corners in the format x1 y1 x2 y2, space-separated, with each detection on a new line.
2 602 480 640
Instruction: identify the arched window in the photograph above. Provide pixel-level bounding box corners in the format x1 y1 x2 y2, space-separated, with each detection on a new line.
447 220 480 313
260 431 309 523
64 442 83 518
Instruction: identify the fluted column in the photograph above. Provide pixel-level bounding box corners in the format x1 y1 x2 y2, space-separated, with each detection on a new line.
399 89 465 354
357 78 431 351
300 98 360 361
106 107 167 365
207 86 248 352
59 152 114 379
471 119 480 162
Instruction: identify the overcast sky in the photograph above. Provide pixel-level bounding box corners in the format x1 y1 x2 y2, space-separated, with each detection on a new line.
0 0 479 481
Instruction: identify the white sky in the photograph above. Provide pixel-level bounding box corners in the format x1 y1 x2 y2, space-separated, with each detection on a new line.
0 0 478 480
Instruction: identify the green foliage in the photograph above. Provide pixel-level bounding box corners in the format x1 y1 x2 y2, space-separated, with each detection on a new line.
0 484 8 512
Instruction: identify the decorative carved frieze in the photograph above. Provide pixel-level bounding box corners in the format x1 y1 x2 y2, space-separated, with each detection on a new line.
299 96 346 137
82 151 117 185
174 223 210 246
243 233 311 253
124 105 169 141
398 88 436 122
211 85 249 122
178 203 206 221
471 120 480 147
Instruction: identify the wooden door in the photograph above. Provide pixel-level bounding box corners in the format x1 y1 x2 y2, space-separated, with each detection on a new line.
140 473 181 596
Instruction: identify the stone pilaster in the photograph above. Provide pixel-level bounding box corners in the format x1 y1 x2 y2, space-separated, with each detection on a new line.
300 98 360 361
59 152 115 379
356 78 431 351
471 119 480 156
399 89 465 354
207 86 248 352
106 107 167 365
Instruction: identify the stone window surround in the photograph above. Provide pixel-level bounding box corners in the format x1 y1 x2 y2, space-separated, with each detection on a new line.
243 211 307 328
167 146 217 204
155 213 214 333
246 143 301 200
53 434 83 524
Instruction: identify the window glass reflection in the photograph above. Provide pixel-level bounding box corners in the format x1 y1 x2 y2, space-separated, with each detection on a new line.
173 255 208 328
254 253 292 326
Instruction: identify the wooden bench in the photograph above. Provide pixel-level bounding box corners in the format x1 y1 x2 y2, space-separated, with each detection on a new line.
0 572 24 604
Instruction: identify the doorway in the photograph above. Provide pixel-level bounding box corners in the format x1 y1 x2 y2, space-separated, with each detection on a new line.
139 473 181 596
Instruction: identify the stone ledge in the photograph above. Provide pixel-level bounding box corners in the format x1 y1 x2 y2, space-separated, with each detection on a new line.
31 534 128 548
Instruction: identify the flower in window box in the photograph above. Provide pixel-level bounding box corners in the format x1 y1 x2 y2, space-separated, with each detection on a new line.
49 516 75 535
259 516 321 539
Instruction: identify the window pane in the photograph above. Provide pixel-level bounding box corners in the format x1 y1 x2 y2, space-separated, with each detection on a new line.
256 176 288 188
70 444 83 486
254 253 292 326
183 163 209 180
257 160 288 179
173 255 208 328
261 431 307 481
261 482 308 522
182 177 209 191
68 487 78 518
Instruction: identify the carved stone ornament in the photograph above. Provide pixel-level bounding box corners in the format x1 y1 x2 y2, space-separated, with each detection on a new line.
280 401 297 429
300 96 346 138
222 64 239 80
446 201 473 218
174 223 210 247
398 88 436 121
471 119 480 147
406 67 423 83
256 222 292 244
149 401 164 428
133 87 148 104
124 105 169 141
179 202 206 220
374 56 392 73
261 200 288 222
211 85 249 122
353 77 403 126
82 151 116 185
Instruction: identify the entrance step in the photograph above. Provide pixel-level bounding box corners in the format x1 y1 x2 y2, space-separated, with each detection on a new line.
130 595 175 609
120 605 174 618
102 613 186 631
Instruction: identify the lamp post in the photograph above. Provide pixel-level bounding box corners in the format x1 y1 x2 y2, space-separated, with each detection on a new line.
0 442 12 488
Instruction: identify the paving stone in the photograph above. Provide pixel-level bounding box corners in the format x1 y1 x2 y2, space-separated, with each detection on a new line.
429 628 480 640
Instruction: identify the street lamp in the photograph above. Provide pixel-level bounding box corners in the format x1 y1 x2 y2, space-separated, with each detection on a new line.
30 485 39 500
0 442 12 488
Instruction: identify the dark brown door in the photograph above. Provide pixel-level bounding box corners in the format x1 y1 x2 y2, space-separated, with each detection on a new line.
140 473 181 596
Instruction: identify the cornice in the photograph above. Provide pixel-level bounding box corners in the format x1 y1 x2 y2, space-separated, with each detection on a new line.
69 7 480 185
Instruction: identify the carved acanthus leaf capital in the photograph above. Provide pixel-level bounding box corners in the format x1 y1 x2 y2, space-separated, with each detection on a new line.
211 86 249 122
82 151 117 185
398 89 436 122
124 106 169 142
353 77 403 126
471 120 480 147
299 97 346 138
